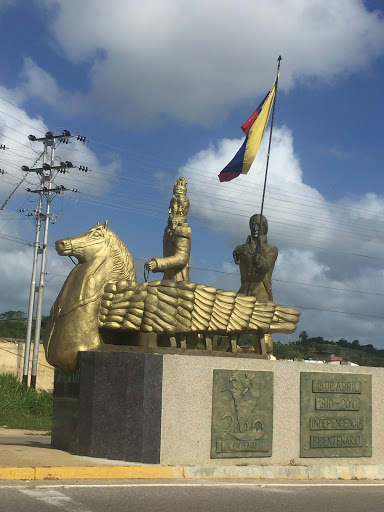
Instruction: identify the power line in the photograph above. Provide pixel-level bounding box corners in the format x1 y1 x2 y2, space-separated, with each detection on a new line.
0 233 32 245
0 108 46 134
0 345 53 371
1 93 384 226
293 305 384 321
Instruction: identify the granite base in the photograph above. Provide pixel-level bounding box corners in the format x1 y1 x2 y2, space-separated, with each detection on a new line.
51 351 163 464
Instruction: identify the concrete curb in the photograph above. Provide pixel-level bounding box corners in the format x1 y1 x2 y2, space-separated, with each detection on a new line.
2 465 384 481
0 466 183 480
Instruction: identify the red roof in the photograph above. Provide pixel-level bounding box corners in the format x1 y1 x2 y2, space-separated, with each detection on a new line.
328 355 343 361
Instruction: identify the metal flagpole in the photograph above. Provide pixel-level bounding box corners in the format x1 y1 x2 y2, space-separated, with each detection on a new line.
246 55 282 296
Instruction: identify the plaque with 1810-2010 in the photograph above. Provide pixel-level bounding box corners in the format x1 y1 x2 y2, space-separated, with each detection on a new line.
300 372 372 458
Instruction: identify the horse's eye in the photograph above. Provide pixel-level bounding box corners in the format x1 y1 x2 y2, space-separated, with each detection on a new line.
93 230 103 237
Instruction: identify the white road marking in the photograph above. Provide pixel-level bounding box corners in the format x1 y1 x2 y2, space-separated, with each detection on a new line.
20 489 94 511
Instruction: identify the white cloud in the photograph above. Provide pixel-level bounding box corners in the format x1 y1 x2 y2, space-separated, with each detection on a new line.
18 58 86 118
30 0 384 125
177 127 384 347
0 83 119 204
0 85 120 314
0 221 72 315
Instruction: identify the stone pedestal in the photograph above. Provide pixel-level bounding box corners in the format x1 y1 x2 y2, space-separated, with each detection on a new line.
52 352 163 463
52 351 384 468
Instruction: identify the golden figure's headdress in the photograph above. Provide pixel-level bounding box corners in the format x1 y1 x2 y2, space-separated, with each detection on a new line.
173 177 187 197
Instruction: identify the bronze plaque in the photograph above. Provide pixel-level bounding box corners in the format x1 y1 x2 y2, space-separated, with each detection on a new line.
211 370 273 458
300 372 372 458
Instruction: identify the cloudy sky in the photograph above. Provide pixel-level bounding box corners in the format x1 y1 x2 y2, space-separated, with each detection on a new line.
0 0 384 348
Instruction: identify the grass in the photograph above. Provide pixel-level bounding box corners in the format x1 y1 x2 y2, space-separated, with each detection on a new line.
0 373 52 430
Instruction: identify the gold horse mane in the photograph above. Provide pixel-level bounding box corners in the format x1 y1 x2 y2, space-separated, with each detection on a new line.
95 222 137 284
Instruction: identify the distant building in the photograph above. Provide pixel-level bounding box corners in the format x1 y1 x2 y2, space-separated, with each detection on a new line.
290 353 359 366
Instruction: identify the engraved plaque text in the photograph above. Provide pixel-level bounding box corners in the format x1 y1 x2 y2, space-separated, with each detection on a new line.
300 372 372 458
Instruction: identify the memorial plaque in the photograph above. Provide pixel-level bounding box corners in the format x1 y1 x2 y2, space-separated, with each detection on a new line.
300 372 372 458
211 370 273 458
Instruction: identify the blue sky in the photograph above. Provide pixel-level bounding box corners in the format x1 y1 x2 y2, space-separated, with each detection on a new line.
0 0 384 348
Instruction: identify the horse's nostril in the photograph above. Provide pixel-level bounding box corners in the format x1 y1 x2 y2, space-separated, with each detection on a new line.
56 240 67 251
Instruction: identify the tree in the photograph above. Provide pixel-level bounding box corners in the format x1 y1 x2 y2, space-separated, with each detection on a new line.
0 310 27 321
273 341 301 360
298 331 309 345
336 338 350 348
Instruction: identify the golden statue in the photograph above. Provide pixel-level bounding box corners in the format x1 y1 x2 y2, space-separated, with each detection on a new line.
233 214 277 300
233 214 278 354
43 219 300 373
145 177 191 282
43 221 137 373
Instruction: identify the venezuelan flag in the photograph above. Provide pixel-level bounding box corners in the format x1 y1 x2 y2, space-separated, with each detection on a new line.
218 81 276 182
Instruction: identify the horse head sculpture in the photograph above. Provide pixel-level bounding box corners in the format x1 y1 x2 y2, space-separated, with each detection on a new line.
43 221 137 372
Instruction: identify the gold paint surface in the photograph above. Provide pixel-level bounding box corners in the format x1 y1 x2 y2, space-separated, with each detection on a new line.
233 214 277 301
43 221 137 373
300 372 372 458
145 177 191 282
233 214 294 355
43 181 300 374
211 369 273 458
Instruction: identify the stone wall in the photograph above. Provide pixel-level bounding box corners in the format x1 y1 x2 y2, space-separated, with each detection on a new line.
51 351 384 467
0 340 54 390
161 355 383 466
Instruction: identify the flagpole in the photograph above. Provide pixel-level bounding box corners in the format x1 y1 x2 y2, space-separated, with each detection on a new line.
246 55 282 296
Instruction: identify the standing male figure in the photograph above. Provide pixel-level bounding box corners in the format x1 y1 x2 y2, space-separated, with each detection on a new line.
145 177 191 282
233 214 277 353
233 214 277 300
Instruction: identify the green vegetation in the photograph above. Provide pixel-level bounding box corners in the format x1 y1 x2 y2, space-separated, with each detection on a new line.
0 310 27 338
274 331 384 367
0 310 49 339
0 373 52 430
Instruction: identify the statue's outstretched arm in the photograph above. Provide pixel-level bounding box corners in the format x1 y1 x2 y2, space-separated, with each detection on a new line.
150 234 191 272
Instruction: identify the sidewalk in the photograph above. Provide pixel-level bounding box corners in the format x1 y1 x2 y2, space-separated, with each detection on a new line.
1 428 384 481
0 428 180 480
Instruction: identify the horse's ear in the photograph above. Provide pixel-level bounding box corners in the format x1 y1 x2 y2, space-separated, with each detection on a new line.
96 222 100 226
104 220 109 229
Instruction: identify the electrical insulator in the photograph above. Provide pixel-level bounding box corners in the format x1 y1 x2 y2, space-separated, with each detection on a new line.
76 135 87 142
79 166 88 172
0 169 5 174
28 135 37 141
21 165 30 172
0 144 6 150
62 130 72 137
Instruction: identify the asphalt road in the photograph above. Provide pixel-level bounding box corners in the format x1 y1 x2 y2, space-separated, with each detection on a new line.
1 480 384 512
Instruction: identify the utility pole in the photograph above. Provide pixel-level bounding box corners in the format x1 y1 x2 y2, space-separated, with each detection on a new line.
21 130 87 388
